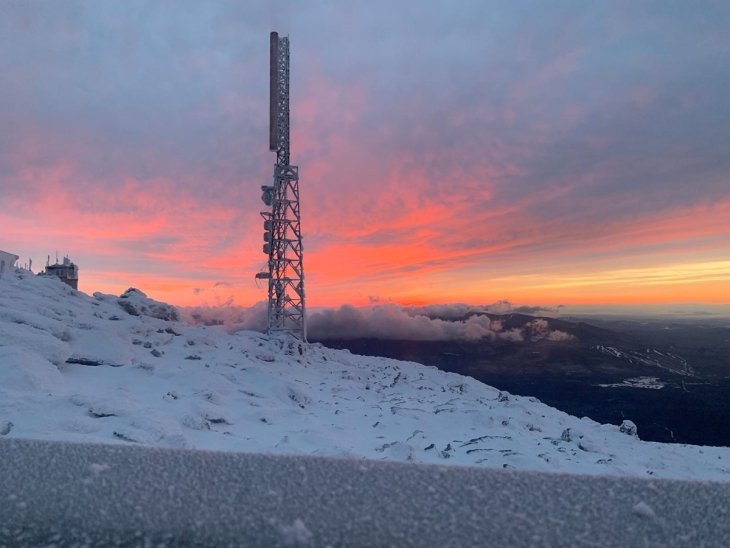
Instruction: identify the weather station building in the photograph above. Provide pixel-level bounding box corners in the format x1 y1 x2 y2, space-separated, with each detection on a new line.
41 256 79 290
0 249 19 278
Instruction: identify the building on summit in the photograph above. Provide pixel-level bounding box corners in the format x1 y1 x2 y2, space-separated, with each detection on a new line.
41 255 79 290
0 249 19 278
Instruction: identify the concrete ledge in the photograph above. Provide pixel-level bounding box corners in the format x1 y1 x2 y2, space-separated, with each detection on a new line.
1 437 729 547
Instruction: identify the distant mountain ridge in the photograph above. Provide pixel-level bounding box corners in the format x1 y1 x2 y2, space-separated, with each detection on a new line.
315 312 730 446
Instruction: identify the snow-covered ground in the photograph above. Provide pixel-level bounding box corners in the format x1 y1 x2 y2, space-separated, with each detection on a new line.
596 377 666 390
1 268 729 481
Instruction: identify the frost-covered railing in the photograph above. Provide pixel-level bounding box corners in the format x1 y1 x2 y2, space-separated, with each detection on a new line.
1 437 729 547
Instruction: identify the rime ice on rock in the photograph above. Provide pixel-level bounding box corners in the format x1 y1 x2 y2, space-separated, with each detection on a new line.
620 420 639 438
117 288 180 321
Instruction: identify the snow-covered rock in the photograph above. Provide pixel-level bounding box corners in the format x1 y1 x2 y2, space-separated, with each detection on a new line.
0 346 65 394
68 328 135 367
620 420 639 438
116 288 180 321
0 267 729 481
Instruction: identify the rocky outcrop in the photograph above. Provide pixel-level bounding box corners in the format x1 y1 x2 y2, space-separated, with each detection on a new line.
117 288 180 322
620 420 639 438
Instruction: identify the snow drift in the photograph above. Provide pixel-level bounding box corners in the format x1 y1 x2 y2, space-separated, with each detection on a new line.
1 267 729 481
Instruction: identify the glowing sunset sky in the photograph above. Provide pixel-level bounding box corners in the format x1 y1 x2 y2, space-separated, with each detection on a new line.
1 1 729 308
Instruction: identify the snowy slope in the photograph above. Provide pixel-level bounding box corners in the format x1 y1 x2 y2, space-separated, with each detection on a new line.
1 268 729 481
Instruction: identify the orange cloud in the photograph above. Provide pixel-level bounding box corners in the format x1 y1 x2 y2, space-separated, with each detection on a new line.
2 53 729 309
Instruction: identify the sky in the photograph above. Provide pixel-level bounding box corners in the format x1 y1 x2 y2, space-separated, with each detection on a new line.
1 0 729 309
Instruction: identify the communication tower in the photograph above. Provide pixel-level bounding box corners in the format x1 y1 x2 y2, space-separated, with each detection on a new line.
256 31 307 341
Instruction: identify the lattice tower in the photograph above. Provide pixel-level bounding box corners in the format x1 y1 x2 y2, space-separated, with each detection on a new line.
256 32 306 341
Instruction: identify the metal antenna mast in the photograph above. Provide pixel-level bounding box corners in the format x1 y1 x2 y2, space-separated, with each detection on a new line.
256 31 307 341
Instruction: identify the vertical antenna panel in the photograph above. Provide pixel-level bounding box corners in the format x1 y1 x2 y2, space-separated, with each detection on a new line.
269 32 279 151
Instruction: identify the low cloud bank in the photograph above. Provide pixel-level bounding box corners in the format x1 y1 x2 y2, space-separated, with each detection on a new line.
308 304 496 341
180 301 573 343
525 319 575 342
387 301 558 320
181 302 267 334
